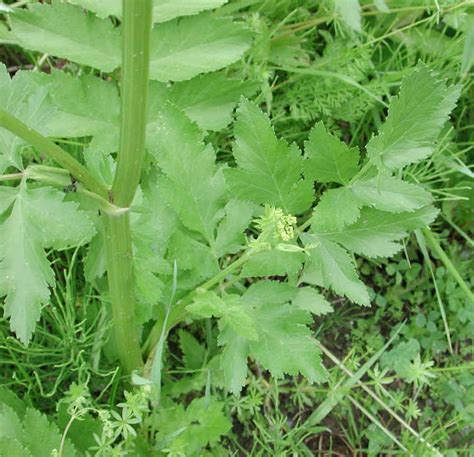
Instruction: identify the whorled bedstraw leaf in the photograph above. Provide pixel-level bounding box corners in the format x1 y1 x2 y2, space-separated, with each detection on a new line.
147 102 227 243
225 99 313 214
367 63 461 170
149 13 252 82
304 122 360 185
319 205 439 258
301 234 370 306
351 176 433 213
0 183 95 344
7 3 121 72
187 291 258 340
292 287 334 316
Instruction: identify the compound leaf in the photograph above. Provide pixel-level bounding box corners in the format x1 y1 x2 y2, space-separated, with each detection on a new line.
304 122 359 185
219 328 249 395
351 176 433 213
226 99 313 214
69 0 228 23
301 235 370 306
158 72 259 131
311 187 363 231
292 287 334 316
367 64 460 170
319 206 439 258
214 199 254 257
147 102 227 242
7 3 121 72
248 302 326 383
187 291 258 340
0 183 95 344
153 0 229 23
149 13 251 81
241 249 304 278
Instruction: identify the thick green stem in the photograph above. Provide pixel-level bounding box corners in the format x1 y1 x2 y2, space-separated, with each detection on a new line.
0 108 108 198
111 0 153 207
104 0 152 374
104 213 143 374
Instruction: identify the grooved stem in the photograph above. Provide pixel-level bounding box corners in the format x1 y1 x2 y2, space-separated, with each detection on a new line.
112 0 153 207
105 0 153 374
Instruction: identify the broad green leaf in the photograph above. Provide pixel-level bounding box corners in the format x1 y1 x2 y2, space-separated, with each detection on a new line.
461 15 474 75
22 408 77 457
304 122 359 185
8 3 121 72
225 99 313 214
154 398 231 454
0 402 76 456
333 0 362 32
149 14 252 81
367 64 460 170
293 287 334 315
0 404 22 440
69 0 229 23
243 280 297 306
179 330 206 370
214 200 254 257
32 70 120 138
311 187 362 231
301 235 370 306
0 65 51 171
187 291 258 340
218 327 249 395
0 438 32 457
241 249 304 278
158 73 259 130
69 0 120 18
218 294 326 393
0 187 17 214
248 302 326 382
0 387 26 417
0 66 120 172
167 231 219 279
0 183 95 344
319 206 439 258
147 102 226 242
351 176 432 213
132 181 177 308
153 0 229 23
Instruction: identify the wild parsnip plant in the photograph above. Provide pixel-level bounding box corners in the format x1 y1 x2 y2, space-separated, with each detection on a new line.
0 0 472 455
